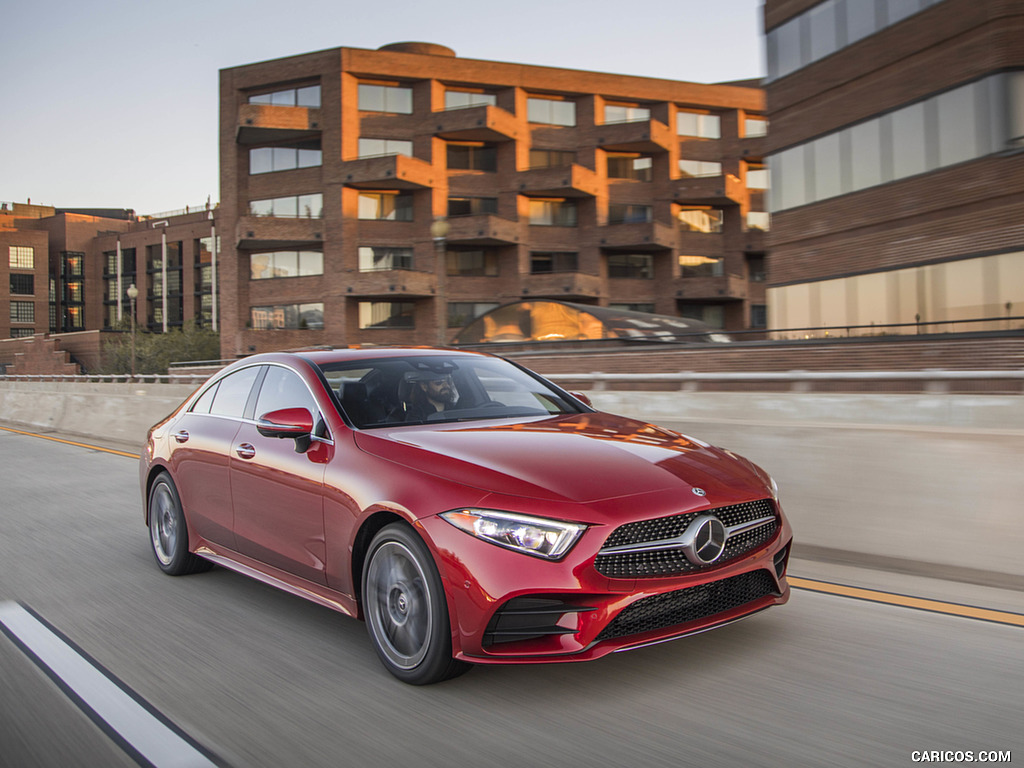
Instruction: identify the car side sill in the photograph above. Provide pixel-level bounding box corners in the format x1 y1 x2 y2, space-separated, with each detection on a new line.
195 546 359 619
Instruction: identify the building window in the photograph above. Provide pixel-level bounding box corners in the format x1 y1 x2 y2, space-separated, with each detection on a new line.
10 274 34 295
250 303 324 330
448 302 499 328
250 141 322 174
529 149 575 169
530 252 578 273
10 328 34 338
748 255 767 282
607 253 654 279
447 143 497 171
249 193 323 218
447 197 498 217
10 301 35 323
768 73 1011 212
249 250 323 279
745 117 768 137
607 154 653 181
9 246 34 269
746 212 771 231
359 246 414 272
610 303 655 314
605 104 650 124
679 255 725 278
359 301 415 329
447 249 499 277
358 84 413 114
444 90 496 110
751 304 768 329
746 163 769 190
527 97 576 126
677 110 720 139
248 84 320 108
608 204 652 224
679 159 722 178
528 199 578 227
358 192 414 221
678 208 724 233
358 138 413 158
680 303 725 329
64 254 84 277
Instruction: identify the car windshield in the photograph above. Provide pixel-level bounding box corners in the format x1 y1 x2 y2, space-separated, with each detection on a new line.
316 354 585 428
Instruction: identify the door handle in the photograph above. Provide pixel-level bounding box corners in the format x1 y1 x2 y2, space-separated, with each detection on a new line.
174 430 189 443
235 443 256 460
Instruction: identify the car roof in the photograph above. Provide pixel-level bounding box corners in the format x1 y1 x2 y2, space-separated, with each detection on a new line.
238 347 495 367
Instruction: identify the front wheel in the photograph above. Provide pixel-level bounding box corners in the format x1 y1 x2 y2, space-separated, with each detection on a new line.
148 472 211 576
362 523 470 684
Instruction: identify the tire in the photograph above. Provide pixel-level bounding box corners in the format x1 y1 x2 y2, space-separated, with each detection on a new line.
362 523 471 685
148 471 211 576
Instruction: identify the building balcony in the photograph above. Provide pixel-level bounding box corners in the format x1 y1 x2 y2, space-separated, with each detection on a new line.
236 216 324 249
516 164 600 198
598 220 675 251
237 104 322 145
672 273 748 301
674 173 745 205
520 271 604 300
345 269 437 298
444 215 521 245
432 105 520 142
596 119 673 153
338 155 436 189
677 230 725 252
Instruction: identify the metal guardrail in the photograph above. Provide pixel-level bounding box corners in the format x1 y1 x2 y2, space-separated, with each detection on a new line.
0 373 211 384
544 370 1024 393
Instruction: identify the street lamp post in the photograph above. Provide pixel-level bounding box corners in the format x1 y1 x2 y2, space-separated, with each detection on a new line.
126 283 139 377
430 217 450 346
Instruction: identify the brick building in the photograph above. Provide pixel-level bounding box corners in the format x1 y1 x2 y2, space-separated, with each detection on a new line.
1 202 219 348
763 0 1024 337
218 42 770 357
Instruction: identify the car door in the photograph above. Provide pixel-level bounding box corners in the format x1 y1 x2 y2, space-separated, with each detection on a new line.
230 363 330 585
168 365 262 549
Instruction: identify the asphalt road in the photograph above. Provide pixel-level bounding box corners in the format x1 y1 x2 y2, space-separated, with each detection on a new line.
1 426 1021 768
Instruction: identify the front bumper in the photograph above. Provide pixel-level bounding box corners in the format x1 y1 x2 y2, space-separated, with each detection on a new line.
418 510 792 664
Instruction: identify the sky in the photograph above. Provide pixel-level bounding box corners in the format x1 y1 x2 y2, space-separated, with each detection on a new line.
1 0 765 217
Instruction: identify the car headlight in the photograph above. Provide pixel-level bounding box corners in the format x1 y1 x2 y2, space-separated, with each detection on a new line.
770 475 780 502
440 509 586 560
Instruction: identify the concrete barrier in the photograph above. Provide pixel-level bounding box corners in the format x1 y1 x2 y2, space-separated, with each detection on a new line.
2 380 1021 589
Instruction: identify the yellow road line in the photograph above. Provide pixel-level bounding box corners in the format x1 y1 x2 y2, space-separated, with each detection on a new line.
0 425 141 459
789 576 1024 628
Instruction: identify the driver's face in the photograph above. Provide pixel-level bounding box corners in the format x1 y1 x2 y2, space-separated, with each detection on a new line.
423 375 455 403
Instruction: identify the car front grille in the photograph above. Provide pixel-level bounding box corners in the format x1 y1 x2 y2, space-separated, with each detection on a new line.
594 498 778 578
595 569 779 643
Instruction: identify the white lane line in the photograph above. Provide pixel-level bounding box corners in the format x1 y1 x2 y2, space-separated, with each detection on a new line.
0 601 225 768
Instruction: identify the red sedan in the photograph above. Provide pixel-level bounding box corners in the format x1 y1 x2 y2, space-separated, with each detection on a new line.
141 348 791 684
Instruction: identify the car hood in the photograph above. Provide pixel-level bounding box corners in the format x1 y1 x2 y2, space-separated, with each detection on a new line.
353 412 768 504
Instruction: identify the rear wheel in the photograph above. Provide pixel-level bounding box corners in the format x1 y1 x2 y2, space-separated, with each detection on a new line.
362 523 471 684
148 472 211 576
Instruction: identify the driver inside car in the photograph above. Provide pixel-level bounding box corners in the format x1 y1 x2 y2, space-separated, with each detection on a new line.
403 369 459 422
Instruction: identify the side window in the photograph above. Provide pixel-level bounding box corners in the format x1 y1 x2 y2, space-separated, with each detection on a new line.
209 367 261 418
254 365 318 419
191 382 219 414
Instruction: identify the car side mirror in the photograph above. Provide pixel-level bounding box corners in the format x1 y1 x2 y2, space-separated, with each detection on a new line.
257 407 315 452
569 391 593 408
